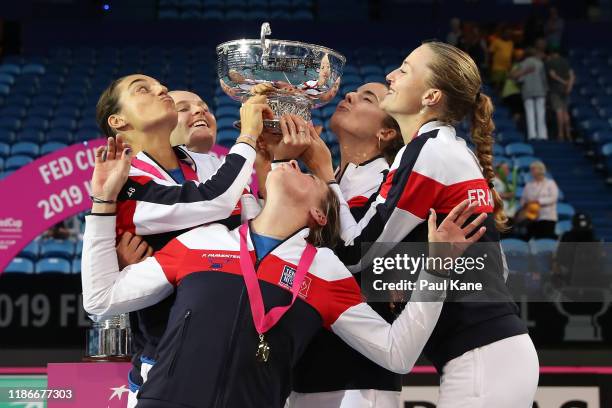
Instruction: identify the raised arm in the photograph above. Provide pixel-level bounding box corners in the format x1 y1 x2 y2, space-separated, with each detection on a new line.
117 97 274 235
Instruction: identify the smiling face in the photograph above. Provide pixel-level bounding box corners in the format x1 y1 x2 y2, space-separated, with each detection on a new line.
380 45 434 118
169 91 217 152
330 82 389 141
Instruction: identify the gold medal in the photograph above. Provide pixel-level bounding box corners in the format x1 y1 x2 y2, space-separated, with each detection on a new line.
256 333 270 363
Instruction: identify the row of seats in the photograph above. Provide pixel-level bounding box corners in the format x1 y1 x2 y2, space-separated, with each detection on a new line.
5 257 81 274
17 239 82 261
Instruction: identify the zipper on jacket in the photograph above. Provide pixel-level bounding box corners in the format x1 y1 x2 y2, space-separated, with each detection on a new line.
167 309 191 377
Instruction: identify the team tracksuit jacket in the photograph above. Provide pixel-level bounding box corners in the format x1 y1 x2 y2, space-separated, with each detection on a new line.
109 143 260 393
82 216 447 408
329 120 527 373
293 156 404 397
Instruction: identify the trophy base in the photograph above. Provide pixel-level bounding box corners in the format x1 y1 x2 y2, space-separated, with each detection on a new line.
82 355 132 362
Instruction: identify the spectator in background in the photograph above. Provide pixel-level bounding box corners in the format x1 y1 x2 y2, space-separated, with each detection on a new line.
546 47 575 141
519 161 559 239
446 17 463 47
489 27 514 91
545 7 565 50
511 48 549 140
462 24 489 74
501 52 525 126
493 161 519 220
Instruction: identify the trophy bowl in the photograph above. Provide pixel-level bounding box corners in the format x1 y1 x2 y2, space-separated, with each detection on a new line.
217 22 346 133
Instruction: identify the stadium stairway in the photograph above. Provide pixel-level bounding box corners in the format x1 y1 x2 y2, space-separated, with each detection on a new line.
530 141 612 242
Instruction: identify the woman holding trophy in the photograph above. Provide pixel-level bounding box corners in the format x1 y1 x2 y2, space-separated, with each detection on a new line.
92 74 271 406
301 42 539 407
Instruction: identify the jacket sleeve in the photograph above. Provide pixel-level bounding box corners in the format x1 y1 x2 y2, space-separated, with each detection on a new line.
117 143 256 235
324 258 446 374
81 215 182 316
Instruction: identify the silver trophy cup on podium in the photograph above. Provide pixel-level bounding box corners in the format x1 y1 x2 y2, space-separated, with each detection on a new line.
85 313 131 361
217 22 345 133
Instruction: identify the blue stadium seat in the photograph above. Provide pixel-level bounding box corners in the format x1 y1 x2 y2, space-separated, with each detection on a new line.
592 95 612 107
0 130 15 143
202 9 224 19
501 239 531 274
493 155 511 167
0 142 10 157
5 258 34 274
494 117 515 132
40 239 75 259
529 238 558 274
555 220 572 236
17 129 44 143
55 106 81 119
505 142 535 157
0 73 15 85
497 130 524 144
343 65 359 76
601 142 612 157
363 74 386 83
41 142 68 156
226 10 247 19
214 106 239 119
1 106 26 119
514 186 523 200
292 10 315 19
0 117 21 131
580 118 611 133
50 117 77 131
269 0 290 5
342 74 363 86
74 127 100 142
21 117 49 131
360 65 383 76
36 257 72 274
19 241 40 261
22 63 46 75
216 129 236 148
5 155 33 170
0 63 20 75
557 203 575 221
513 156 540 172
72 258 81 274
10 142 40 158
572 106 601 122
269 10 290 19
492 144 505 156
217 117 236 131
46 129 74 144
76 240 83 257
0 84 10 97
247 10 269 20
0 157 3 170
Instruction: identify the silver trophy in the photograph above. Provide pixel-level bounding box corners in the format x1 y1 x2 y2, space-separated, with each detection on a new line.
85 313 131 361
217 22 345 133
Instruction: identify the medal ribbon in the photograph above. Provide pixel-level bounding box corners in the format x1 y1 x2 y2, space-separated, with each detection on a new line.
239 223 316 335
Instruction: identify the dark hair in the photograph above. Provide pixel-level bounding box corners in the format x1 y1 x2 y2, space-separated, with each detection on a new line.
380 115 404 164
96 76 127 137
424 41 507 231
306 185 341 248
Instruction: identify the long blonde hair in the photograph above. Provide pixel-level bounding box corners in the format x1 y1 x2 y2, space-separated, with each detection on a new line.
424 41 507 231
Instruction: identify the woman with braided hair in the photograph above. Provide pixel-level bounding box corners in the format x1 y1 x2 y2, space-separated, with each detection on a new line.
302 41 539 407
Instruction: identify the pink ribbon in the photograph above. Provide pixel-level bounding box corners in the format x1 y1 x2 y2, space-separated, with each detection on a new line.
239 223 316 334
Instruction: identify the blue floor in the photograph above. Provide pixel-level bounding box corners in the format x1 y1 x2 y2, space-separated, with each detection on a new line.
531 141 612 242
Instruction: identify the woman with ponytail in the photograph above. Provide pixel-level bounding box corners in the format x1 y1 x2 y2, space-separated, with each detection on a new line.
302 41 539 407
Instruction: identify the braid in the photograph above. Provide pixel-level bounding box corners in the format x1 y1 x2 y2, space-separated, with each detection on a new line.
471 93 508 231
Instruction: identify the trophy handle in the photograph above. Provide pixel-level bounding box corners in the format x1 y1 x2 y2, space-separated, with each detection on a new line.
260 22 272 59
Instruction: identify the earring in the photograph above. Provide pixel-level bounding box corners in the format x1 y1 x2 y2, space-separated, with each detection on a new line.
378 136 382 150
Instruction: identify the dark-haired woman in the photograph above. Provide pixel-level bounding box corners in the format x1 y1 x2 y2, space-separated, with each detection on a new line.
303 42 539 407
93 74 272 406
288 82 405 408
81 132 486 408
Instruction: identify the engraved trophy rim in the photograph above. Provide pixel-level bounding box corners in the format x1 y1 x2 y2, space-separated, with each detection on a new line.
216 38 346 65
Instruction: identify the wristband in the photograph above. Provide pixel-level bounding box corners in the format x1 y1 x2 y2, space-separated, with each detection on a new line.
90 195 116 204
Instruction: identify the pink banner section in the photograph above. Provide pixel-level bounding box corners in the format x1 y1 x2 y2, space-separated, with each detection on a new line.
0 140 106 273
0 140 253 273
47 362 131 408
